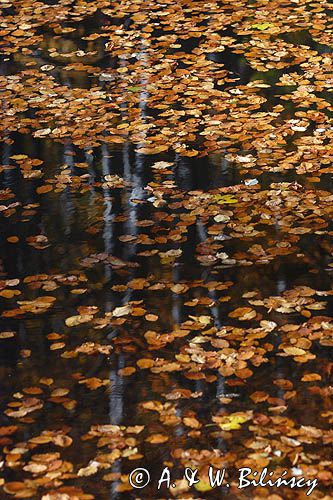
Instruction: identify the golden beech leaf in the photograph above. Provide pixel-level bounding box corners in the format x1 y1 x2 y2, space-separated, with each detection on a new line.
65 314 93 327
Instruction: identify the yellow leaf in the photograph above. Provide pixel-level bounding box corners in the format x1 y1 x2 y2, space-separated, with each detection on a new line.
213 194 238 204
194 480 214 492
251 22 274 30
217 412 252 431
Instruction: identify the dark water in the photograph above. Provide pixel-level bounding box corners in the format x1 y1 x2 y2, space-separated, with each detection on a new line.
0 9 332 500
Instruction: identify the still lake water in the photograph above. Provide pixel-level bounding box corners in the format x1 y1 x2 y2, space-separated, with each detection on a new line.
0 9 332 499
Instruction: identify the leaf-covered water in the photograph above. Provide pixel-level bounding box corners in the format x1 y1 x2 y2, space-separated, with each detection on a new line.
0 0 332 498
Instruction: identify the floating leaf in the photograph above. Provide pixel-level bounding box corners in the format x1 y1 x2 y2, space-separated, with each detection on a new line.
65 314 93 327
251 22 274 30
